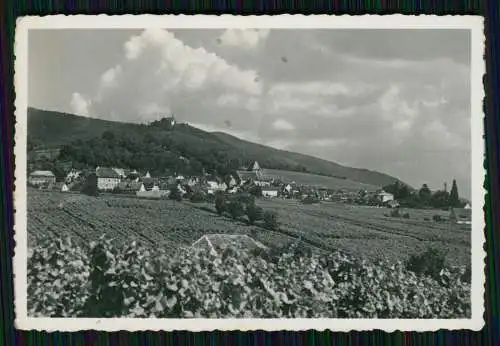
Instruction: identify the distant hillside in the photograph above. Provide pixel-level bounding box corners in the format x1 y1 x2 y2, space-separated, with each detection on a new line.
27 108 404 188
262 169 379 191
212 131 405 188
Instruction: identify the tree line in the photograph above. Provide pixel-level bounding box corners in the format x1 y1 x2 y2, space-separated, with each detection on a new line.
30 127 314 180
383 179 465 209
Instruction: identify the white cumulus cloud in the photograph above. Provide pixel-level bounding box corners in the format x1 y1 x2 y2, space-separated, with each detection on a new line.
76 28 263 123
218 29 270 50
70 92 90 116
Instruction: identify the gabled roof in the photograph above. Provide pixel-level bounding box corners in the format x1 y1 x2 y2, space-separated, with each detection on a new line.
236 170 259 179
113 168 126 177
247 161 261 171
96 167 120 178
30 170 55 177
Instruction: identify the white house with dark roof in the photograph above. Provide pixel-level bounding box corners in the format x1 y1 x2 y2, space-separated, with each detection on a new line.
96 166 121 191
29 170 56 186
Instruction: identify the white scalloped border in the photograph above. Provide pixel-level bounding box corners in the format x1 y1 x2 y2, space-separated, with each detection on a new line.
12 14 487 332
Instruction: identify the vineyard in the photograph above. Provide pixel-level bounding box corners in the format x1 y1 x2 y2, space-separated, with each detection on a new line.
255 199 471 266
28 233 471 318
27 191 472 318
28 191 471 266
27 191 297 253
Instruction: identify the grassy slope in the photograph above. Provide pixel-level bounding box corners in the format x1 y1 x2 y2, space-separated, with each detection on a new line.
212 131 402 187
263 169 379 191
28 107 402 188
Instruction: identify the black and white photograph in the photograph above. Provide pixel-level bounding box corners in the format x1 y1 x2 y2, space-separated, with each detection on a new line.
14 15 485 331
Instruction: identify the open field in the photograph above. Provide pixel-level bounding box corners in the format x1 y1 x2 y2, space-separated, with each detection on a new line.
28 191 470 266
263 169 380 191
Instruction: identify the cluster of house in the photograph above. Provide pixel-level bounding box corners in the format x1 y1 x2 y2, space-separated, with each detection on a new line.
27 170 71 192
235 162 401 205
27 161 397 203
96 166 229 198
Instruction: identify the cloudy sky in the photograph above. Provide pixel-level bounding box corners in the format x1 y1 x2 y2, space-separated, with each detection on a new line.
28 28 471 197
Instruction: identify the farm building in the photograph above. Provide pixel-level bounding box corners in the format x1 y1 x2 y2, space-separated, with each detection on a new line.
376 191 394 203
29 170 56 186
262 187 279 198
96 166 121 191
191 234 268 255
450 207 472 225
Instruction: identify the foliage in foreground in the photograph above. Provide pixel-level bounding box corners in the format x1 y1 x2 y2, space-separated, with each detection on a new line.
28 235 471 319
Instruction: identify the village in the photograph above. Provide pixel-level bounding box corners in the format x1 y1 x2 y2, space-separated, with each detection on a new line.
29 161 392 202
27 160 472 225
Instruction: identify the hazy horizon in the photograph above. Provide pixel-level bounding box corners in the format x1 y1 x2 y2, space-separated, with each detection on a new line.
28 28 472 198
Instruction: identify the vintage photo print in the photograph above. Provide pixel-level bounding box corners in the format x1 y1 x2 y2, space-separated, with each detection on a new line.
14 15 486 331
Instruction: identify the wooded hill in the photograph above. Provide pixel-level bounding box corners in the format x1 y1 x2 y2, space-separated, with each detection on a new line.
27 107 403 187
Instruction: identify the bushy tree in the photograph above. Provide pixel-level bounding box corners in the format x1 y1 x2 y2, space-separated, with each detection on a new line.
406 247 447 281
430 190 450 209
215 193 227 215
169 186 182 202
263 211 279 231
246 203 263 225
232 192 255 208
81 173 99 197
418 184 432 205
189 191 205 203
227 200 245 220
383 181 411 200
248 185 263 197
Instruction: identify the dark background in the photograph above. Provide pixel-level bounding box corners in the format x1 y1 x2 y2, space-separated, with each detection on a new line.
1 0 498 345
